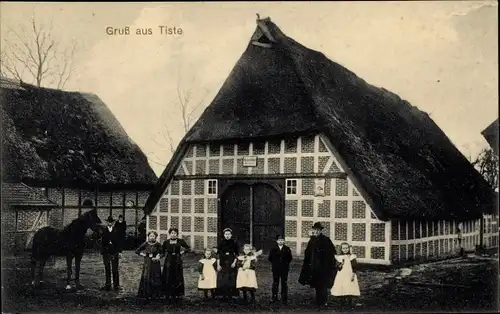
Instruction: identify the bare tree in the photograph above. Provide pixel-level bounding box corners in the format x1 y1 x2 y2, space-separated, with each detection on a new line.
147 67 209 168
471 148 499 190
1 15 77 89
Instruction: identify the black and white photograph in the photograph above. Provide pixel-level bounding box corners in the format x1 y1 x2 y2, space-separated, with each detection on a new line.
1 2 498 313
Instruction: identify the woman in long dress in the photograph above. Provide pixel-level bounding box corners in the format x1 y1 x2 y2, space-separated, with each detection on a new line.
216 228 240 300
135 231 163 300
161 228 191 302
331 242 360 311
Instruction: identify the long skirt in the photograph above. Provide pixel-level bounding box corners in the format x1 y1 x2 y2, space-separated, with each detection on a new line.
162 256 185 298
138 258 162 299
216 259 238 297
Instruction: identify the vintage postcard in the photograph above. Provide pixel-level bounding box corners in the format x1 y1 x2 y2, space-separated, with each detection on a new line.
1 1 498 313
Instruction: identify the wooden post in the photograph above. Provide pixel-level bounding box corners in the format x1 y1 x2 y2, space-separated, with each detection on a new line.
135 191 139 238
109 191 113 216
110 191 113 216
78 189 82 216
61 187 66 227
249 185 253 246
122 191 126 218
480 215 484 248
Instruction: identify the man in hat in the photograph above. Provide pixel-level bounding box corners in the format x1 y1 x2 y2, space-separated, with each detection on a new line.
268 234 293 304
100 215 123 291
298 222 336 308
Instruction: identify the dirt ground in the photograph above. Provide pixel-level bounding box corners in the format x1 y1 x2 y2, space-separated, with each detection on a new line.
1 251 498 313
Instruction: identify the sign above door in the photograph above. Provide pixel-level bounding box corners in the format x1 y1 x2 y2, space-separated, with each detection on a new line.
243 156 258 167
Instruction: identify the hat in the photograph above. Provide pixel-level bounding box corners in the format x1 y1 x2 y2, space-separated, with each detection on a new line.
276 234 284 240
312 222 324 230
106 216 115 223
223 228 233 233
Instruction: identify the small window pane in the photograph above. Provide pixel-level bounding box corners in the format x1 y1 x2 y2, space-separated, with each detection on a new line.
286 180 297 195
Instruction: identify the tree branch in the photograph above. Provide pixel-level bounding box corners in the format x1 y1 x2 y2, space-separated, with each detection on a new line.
1 15 77 88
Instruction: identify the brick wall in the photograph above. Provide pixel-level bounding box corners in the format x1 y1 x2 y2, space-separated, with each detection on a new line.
46 188 149 242
150 134 392 265
1 205 49 253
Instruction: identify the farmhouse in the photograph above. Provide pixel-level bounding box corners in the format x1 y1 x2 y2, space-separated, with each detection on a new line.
1 78 157 253
143 17 498 265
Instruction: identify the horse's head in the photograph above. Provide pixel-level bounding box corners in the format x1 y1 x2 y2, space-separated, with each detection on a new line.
84 209 102 232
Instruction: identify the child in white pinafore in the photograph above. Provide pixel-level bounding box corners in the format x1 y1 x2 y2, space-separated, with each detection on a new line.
197 248 217 300
236 244 263 304
331 242 360 311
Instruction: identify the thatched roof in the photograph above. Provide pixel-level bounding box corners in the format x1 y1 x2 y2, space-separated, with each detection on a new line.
1 182 57 207
144 17 496 220
481 119 498 155
1 79 157 188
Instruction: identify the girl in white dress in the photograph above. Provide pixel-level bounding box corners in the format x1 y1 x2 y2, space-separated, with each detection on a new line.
197 248 218 300
236 244 263 304
331 242 360 310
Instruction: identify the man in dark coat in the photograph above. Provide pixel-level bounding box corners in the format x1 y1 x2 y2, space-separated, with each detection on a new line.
101 216 123 291
298 222 337 307
115 214 127 251
268 234 293 304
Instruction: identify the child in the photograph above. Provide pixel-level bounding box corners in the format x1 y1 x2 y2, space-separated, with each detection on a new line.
331 242 360 311
197 248 217 300
268 234 293 304
236 244 263 304
135 231 163 300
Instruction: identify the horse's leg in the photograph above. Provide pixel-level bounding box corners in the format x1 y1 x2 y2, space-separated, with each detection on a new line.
31 256 39 286
38 258 47 284
75 252 84 290
65 255 73 290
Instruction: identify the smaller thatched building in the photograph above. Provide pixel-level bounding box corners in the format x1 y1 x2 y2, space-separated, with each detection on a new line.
142 17 497 265
1 78 158 252
482 119 498 156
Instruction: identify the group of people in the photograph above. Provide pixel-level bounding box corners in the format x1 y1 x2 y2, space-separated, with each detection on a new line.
100 217 361 309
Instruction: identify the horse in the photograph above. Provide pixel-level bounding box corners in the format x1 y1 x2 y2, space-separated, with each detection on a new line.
30 208 102 290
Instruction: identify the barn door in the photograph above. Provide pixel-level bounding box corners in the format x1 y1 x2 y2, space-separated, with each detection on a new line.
219 180 284 253
220 183 251 245
252 183 284 253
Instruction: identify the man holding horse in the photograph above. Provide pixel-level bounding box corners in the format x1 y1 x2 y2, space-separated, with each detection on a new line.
101 215 123 291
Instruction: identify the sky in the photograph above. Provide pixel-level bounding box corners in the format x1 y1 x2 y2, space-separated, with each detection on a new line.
1 1 498 175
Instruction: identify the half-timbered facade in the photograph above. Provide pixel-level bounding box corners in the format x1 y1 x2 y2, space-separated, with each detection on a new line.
143 17 497 265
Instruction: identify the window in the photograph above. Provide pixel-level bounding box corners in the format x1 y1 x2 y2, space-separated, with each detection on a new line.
207 179 217 195
82 199 94 207
286 179 298 195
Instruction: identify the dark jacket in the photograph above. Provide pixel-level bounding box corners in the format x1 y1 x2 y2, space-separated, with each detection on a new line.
101 226 123 255
298 233 336 288
268 244 293 273
115 220 127 248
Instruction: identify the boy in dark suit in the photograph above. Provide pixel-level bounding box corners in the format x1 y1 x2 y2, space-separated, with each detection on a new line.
101 216 123 291
268 234 293 304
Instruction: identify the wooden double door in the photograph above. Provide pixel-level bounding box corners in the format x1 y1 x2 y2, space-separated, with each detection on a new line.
219 179 285 253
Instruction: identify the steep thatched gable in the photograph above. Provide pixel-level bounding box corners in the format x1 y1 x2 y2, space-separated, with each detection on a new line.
144 17 496 220
1 79 157 188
